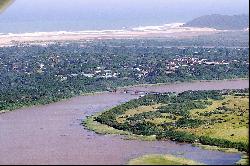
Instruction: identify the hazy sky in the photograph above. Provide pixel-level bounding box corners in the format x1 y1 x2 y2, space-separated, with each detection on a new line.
2 0 248 21
0 0 248 32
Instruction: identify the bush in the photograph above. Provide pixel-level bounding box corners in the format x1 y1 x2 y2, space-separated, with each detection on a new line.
199 136 249 152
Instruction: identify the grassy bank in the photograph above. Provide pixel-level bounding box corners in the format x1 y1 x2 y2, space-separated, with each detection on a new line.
84 113 248 165
127 154 204 165
83 89 249 165
82 113 157 141
191 143 249 165
92 89 249 152
236 154 249 165
192 143 240 153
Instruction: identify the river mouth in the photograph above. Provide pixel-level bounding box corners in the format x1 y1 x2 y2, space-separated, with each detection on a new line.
0 80 248 165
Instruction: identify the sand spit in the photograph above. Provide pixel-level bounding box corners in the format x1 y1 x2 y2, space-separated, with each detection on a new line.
0 23 220 46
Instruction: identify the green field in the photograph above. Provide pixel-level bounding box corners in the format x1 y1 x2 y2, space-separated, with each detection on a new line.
91 89 249 153
121 95 249 143
84 89 249 165
181 95 249 144
83 113 157 141
116 104 162 123
127 154 203 165
115 95 249 145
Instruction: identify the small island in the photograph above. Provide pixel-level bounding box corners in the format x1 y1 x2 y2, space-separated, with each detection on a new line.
84 88 249 165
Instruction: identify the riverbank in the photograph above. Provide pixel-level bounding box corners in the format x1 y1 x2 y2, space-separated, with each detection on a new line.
0 80 246 165
83 102 248 155
83 112 157 141
1 78 248 114
127 154 204 165
116 78 249 90
83 88 249 164
127 153 249 165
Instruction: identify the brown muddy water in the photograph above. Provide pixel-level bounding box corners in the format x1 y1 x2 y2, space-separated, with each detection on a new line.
0 80 249 165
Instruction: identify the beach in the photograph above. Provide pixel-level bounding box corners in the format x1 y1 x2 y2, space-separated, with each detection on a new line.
0 23 220 46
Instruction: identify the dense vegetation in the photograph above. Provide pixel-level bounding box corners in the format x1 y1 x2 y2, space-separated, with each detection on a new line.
94 89 249 152
0 39 249 112
183 14 249 30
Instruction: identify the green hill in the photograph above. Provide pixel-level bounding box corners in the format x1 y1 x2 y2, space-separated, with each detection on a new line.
183 14 249 30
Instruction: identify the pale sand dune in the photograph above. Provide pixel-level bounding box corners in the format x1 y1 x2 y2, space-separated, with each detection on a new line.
0 24 220 46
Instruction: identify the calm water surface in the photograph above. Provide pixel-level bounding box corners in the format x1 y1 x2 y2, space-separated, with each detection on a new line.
0 80 248 165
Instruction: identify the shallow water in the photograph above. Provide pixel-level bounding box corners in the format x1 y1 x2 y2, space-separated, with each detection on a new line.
0 80 248 165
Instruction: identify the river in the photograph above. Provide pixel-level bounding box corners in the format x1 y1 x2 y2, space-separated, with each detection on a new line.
0 79 249 165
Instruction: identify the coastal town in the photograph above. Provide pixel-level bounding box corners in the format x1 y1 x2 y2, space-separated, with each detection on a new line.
0 40 248 107
1 43 248 83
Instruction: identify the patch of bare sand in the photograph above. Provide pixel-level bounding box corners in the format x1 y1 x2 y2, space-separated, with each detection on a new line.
0 26 220 46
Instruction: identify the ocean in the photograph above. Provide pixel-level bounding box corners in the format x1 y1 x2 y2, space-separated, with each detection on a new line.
0 0 248 34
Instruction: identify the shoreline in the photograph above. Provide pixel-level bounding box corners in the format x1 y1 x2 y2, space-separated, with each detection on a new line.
0 79 246 165
0 24 223 46
83 104 248 154
83 107 247 165
116 78 249 90
0 78 249 115
127 154 204 165
83 87 249 165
